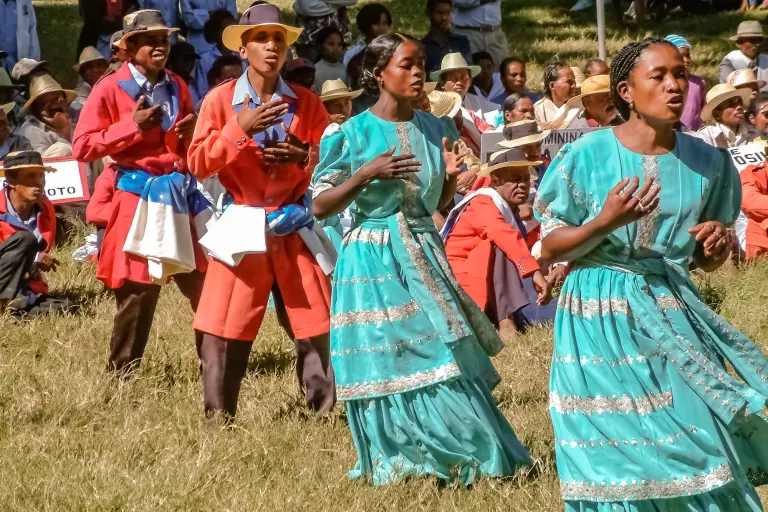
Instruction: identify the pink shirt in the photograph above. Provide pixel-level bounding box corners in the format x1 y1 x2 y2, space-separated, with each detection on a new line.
682 74 706 131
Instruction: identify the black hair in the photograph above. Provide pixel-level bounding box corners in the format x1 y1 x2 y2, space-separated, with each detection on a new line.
207 54 243 87
356 4 392 37
360 33 419 95
3 168 20 185
541 60 568 99
499 56 524 75
315 26 344 52
425 0 452 15
502 92 524 112
585 57 608 74
204 9 237 44
610 38 674 120
472 51 493 65
749 91 768 117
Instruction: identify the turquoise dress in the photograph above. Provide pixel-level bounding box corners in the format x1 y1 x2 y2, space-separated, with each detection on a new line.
535 129 768 511
313 110 532 485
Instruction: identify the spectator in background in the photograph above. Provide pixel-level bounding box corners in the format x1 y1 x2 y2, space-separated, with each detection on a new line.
19 74 76 157
180 0 237 55
741 93 768 261
533 60 580 128
471 51 503 101
293 0 356 61
719 21 768 88
192 8 238 102
107 31 128 73
665 34 706 131
421 0 471 73
77 0 137 58
284 57 316 90
206 53 243 89
71 47 109 124
727 68 766 103
313 27 347 91
0 103 31 159
571 66 585 95
584 57 608 77
0 68 24 135
567 74 617 127
749 91 768 145
696 84 755 148
452 0 507 67
319 78 359 125
138 0 182 42
433 52 498 125
167 42 201 104
342 3 391 69
0 0 41 73
500 93 535 125
491 57 540 105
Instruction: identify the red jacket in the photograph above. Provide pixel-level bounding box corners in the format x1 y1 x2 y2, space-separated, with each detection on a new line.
444 194 539 311
741 161 768 259
0 191 56 295
86 164 115 227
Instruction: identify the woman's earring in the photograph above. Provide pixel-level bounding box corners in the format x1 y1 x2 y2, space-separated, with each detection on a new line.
380 80 385 89
629 101 635 110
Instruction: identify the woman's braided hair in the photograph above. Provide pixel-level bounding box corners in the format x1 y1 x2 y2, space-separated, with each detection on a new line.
541 60 568 99
610 38 675 120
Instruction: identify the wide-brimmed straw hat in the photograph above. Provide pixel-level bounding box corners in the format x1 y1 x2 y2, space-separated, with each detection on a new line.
0 150 56 177
320 79 363 102
1 102 14 115
730 21 765 42
22 74 77 114
727 68 767 91
121 10 179 43
223 3 303 52
701 83 752 122
423 82 437 95
571 66 586 88
428 90 462 119
565 74 610 108
497 120 551 149
430 53 481 83
478 147 541 178
73 46 108 72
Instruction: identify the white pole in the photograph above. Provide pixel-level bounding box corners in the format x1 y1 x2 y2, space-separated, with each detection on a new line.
596 0 606 60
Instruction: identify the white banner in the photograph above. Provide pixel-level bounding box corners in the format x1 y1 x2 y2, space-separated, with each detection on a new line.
727 144 766 173
480 127 599 163
0 157 90 204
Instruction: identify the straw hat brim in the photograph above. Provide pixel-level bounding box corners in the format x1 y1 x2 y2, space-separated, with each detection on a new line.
729 33 765 41
565 89 610 109
428 91 462 119
496 129 551 149
22 89 78 114
122 26 180 43
321 89 363 102
477 159 542 177
423 82 437 94
701 88 752 122
73 56 109 72
430 64 481 83
1 102 14 114
0 164 57 177
222 24 302 52
734 80 768 91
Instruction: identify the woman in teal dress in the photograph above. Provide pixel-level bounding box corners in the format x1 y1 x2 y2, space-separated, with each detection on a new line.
312 34 532 485
535 39 768 511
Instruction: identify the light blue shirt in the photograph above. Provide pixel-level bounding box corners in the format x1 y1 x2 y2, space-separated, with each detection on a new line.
138 0 181 31
231 72 296 146
179 0 237 54
452 0 501 28
0 0 18 70
128 63 176 131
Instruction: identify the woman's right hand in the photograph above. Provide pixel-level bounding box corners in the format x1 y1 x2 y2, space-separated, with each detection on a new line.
358 146 421 182
594 176 660 232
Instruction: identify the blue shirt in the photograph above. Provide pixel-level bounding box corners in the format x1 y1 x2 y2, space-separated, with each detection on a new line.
489 88 542 107
421 30 473 73
138 0 181 31
231 72 297 146
128 63 177 131
179 0 238 54
0 0 18 70
452 0 501 28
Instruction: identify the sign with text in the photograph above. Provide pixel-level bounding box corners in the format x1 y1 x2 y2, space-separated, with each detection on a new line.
727 144 766 173
480 127 599 164
0 157 90 204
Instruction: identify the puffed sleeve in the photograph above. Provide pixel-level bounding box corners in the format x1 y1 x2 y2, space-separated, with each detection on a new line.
312 123 352 200
700 149 743 227
533 143 589 238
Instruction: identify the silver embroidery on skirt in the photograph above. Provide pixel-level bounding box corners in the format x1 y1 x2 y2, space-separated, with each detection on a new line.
558 293 630 318
635 155 661 255
343 227 391 246
336 362 461 400
558 426 698 450
549 390 673 415
330 299 421 328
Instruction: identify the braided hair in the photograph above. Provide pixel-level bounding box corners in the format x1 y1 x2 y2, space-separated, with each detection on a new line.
541 60 568 99
610 38 675 120
360 33 420 96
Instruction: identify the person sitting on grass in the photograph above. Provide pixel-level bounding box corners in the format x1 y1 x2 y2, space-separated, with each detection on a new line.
442 147 551 341
313 27 347 92
696 83 755 148
495 92 535 128
719 21 768 87
0 150 75 316
584 57 608 77
71 47 110 124
490 56 540 106
319 78 360 125
739 92 768 261
433 52 499 126
568 74 619 127
534 60 582 128
19 74 77 158
0 103 32 159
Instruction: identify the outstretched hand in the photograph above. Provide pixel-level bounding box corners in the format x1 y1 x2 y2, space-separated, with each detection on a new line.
443 137 467 176
689 221 730 259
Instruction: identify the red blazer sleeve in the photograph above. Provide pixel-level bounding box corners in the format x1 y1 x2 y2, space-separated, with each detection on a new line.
187 84 259 180
466 195 539 278
741 164 768 229
71 80 144 163
86 165 116 227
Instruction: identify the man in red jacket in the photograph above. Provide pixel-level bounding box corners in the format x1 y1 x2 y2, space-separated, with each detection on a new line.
73 10 203 375
741 160 768 260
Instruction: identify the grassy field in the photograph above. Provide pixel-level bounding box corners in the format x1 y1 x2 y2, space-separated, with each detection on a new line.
7 0 768 510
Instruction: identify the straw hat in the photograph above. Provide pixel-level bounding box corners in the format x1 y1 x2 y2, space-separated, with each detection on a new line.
423 82 437 95
320 79 363 102
497 120 551 149
430 53 480 82
571 66 586 88
0 150 56 177
701 83 752 122
222 4 302 52
427 90 462 119
565 74 610 108
73 46 108 72
121 10 179 43
478 147 541 178
727 68 767 91
22 74 77 114
729 20 765 42
11 59 48 81
1 102 14 115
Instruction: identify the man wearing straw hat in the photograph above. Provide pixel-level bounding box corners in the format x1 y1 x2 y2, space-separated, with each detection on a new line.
319 78 361 125
696 83 755 149
188 3 336 421
719 21 768 89
19 73 77 157
72 9 204 375
0 102 31 159
433 52 498 125
565 74 618 128
71 47 110 124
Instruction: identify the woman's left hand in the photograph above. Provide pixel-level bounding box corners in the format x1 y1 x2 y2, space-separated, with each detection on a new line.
689 221 730 259
443 137 467 176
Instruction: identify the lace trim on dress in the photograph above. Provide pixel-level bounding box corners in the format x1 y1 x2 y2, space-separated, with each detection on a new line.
549 390 673 415
336 362 461 400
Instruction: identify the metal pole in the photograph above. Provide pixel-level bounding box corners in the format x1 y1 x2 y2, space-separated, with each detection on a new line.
596 0 606 60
